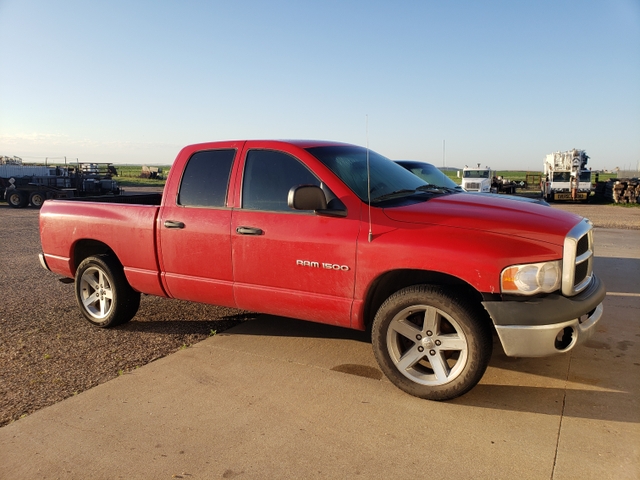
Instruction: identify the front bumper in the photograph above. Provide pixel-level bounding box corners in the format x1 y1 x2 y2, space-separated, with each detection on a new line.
482 274 606 357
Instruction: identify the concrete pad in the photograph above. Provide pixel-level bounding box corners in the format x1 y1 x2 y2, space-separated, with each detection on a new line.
551 229 640 479
552 293 640 480
0 316 564 480
1 228 638 479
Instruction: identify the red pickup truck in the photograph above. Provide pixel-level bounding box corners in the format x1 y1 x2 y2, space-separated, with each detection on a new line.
39 140 606 400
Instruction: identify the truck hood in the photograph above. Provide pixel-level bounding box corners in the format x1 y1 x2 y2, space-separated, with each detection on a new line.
382 193 583 246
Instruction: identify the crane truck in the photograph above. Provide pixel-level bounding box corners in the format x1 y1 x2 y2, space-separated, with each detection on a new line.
542 149 593 202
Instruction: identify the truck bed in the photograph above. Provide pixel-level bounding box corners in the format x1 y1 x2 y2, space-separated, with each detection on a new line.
40 197 165 296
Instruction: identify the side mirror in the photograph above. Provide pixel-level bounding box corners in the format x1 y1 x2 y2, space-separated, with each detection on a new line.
288 185 347 218
288 185 327 210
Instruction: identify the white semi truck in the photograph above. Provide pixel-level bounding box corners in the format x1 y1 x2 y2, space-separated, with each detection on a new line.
460 164 493 193
542 149 593 202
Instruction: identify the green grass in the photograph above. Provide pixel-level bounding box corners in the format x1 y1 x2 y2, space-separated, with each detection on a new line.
441 169 619 186
442 170 537 185
114 165 169 187
117 177 167 187
114 165 170 177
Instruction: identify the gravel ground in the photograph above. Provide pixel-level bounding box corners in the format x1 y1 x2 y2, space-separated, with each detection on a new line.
0 196 638 427
0 203 257 427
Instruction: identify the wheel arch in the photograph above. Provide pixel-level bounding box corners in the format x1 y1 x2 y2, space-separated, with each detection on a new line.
362 269 486 331
72 239 118 273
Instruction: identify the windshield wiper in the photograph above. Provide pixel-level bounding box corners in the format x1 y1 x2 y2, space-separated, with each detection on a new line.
370 189 419 203
416 184 460 194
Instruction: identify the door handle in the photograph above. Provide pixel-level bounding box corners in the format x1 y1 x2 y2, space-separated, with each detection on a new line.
236 226 263 235
164 220 185 229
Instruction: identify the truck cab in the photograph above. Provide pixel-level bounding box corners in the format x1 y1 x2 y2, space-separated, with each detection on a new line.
460 164 493 193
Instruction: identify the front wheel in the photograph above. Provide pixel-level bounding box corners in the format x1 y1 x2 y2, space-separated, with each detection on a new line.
75 255 140 328
372 285 492 400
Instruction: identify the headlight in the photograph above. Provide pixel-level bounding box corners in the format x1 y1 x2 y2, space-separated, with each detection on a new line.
501 261 562 295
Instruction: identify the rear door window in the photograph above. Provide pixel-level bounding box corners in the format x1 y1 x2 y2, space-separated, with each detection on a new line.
178 149 235 207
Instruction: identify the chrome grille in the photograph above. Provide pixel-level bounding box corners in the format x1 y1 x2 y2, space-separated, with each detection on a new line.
562 219 594 296
575 262 589 285
576 235 589 257
466 182 480 191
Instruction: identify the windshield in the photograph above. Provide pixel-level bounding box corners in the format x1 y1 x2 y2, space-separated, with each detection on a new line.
395 161 461 190
463 170 490 179
306 145 428 203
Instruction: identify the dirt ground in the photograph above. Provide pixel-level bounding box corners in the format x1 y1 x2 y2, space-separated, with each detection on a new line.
0 198 638 427
550 202 640 230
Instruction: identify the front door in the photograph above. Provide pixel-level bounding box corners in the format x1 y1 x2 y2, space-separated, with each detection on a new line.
231 148 360 327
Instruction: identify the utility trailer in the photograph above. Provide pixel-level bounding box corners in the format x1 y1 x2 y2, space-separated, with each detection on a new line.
1 162 121 208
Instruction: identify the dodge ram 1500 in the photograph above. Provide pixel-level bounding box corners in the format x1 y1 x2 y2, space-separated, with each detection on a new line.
39 140 606 400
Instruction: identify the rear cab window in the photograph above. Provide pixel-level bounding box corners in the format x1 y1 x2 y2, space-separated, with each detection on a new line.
178 149 236 208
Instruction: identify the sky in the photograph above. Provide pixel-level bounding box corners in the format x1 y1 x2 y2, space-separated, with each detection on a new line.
0 0 639 171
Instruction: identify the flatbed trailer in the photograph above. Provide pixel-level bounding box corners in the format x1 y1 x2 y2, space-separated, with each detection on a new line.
1 162 121 208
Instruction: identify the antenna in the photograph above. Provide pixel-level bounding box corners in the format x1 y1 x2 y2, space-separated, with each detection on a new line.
366 115 373 242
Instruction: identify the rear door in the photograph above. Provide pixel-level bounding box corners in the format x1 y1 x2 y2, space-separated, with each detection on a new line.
158 146 238 307
230 145 361 327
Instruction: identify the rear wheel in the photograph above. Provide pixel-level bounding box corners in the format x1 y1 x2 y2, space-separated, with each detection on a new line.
75 254 140 328
7 189 27 208
372 285 492 400
29 191 46 208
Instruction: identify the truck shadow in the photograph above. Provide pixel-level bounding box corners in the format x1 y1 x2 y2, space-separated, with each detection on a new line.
122 312 260 334
125 254 639 424
220 315 638 423
452 384 639 423
219 314 372 343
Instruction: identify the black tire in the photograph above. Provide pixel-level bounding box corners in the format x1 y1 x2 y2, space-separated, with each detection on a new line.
75 254 140 328
7 189 28 208
29 191 46 208
372 285 492 401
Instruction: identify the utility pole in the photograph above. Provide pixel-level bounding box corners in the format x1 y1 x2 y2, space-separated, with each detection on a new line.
443 140 446 168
